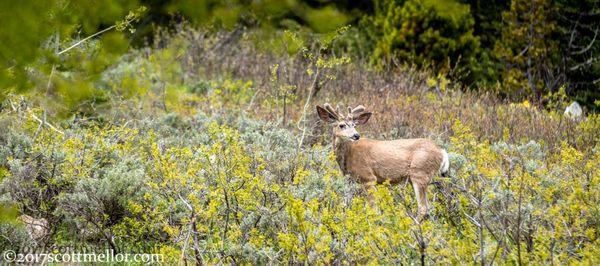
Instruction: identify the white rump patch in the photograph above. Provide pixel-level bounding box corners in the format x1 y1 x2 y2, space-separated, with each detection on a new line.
440 149 450 174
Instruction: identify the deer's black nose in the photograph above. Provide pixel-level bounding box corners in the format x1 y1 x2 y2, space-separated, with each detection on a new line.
352 133 360 140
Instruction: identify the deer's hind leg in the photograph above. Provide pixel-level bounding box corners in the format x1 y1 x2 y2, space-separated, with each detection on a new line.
410 174 431 221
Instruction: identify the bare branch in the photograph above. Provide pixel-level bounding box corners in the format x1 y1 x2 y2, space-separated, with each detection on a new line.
571 28 598 55
57 25 116 55
569 56 600 71
29 110 64 134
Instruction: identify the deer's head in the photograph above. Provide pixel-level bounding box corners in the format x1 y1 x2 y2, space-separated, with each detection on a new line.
316 103 372 141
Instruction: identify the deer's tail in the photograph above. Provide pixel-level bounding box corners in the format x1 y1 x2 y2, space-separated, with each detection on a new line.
439 149 450 177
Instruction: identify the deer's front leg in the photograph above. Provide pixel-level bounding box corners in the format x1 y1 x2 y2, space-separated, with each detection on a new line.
361 176 377 207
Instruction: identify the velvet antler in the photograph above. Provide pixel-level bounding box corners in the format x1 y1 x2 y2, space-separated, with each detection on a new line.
323 103 341 120
348 105 366 119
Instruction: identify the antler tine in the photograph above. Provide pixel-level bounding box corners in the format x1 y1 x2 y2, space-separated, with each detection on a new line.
335 105 344 118
323 103 334 112
324 103 340 119
347 105 365 119
351 105 365 114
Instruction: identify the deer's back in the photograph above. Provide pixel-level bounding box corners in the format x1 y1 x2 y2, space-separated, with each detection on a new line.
346 138 444 184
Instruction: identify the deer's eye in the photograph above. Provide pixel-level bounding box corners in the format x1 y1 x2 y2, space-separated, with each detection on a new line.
339 124 346 129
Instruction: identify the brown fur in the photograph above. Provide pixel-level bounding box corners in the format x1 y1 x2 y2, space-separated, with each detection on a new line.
335 138 443 185
318 103 447 219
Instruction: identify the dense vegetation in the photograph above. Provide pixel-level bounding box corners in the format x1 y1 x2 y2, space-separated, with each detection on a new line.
0 1 599 264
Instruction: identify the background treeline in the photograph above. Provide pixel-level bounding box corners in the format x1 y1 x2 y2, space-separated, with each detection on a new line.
1 0 599 111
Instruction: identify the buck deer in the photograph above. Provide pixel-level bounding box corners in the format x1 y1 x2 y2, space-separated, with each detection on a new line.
316 103 449 219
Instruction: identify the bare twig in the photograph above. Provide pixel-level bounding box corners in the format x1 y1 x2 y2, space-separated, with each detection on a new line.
178 194 203 265
45 64 56 96
8 98 64 134
29 110 64 134
571 28 598 55
569 56 600 71
32 109 46 140
57 25 116 55
297 66 320 149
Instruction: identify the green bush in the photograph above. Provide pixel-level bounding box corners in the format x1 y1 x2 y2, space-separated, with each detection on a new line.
369 0 482 81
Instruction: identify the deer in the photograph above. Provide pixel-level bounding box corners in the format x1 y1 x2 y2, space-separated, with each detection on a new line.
316 103 449 220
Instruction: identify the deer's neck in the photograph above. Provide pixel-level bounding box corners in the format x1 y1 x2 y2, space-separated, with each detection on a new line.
333 136 352 174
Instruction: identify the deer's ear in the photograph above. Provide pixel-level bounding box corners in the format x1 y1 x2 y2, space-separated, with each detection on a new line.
354 112 372 125
316 105 337 123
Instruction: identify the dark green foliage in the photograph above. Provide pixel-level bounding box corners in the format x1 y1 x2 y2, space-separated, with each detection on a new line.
0 0 598 116
362 0 598 108
0 0 141 98
161 0 351 33
369 0 481 81
465 0 508 48
555 0 600 107
492 0 559 100
488 0 600 108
